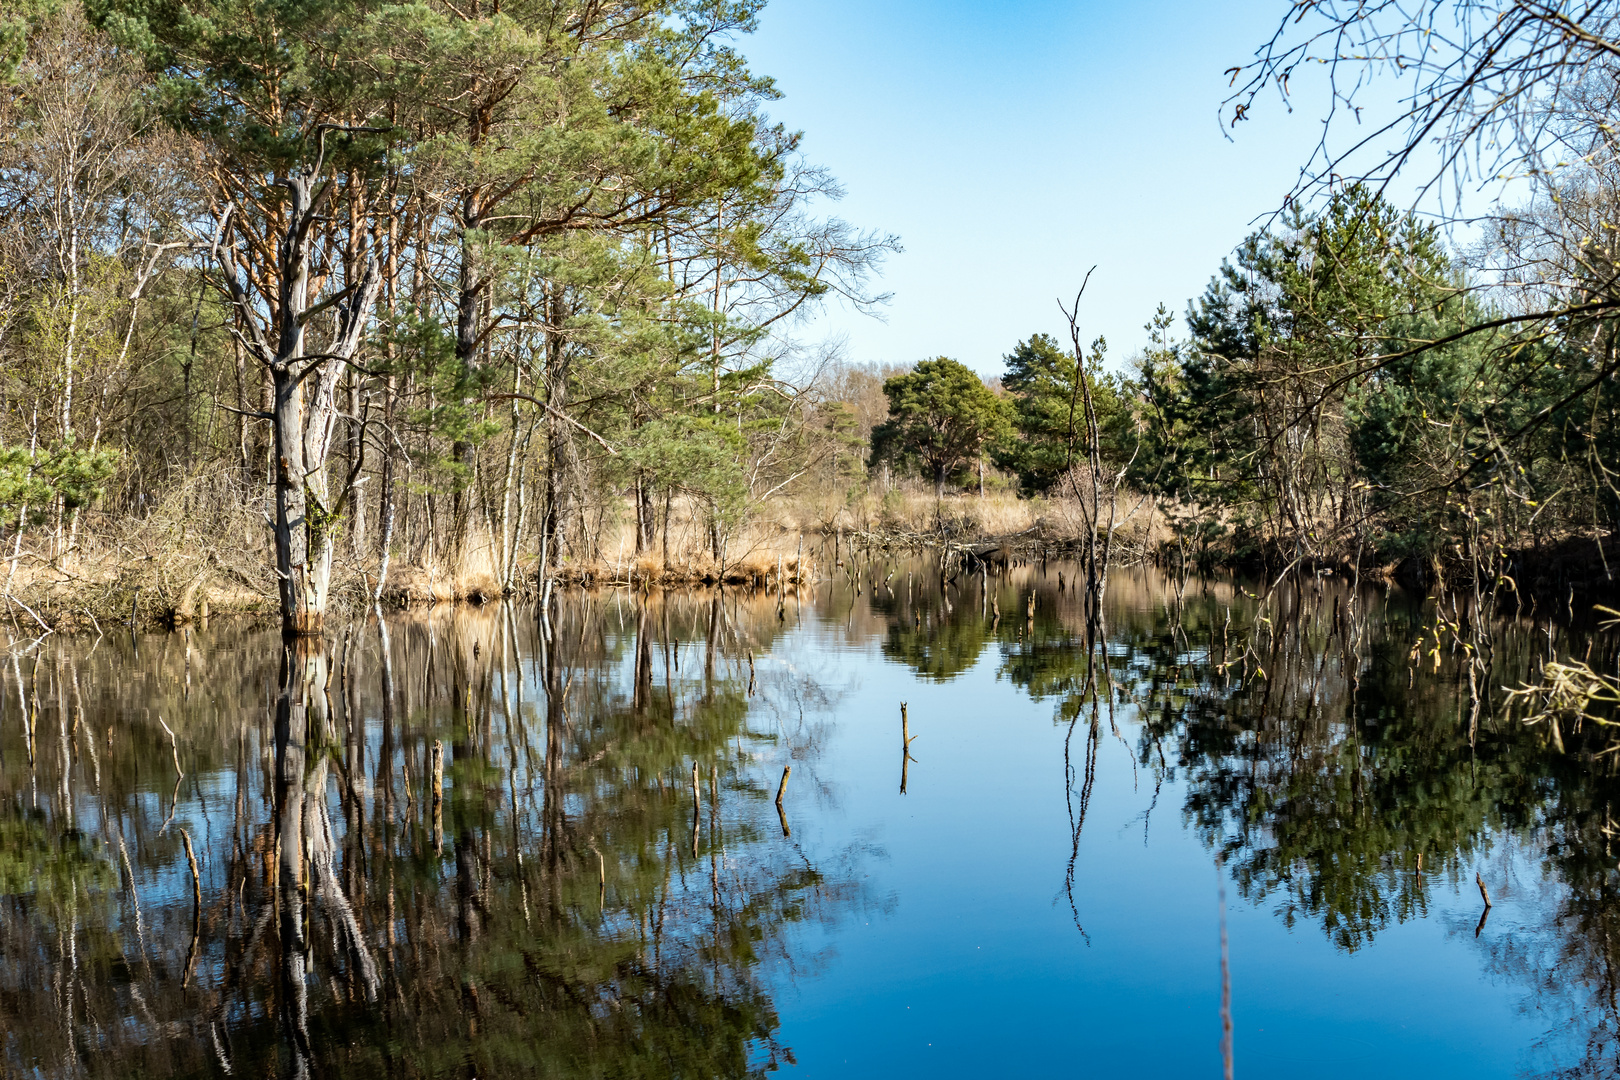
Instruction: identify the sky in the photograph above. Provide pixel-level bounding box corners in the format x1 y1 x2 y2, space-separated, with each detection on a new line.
739 0 1365 377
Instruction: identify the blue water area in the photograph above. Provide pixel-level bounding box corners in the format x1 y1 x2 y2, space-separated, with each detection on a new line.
760 614 1552 1079
0 562 1609 1078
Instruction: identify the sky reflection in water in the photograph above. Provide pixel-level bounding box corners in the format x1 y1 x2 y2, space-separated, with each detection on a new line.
0 559 1613 1078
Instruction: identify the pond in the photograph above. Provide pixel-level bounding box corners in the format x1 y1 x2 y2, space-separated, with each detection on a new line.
1 558 1617 1078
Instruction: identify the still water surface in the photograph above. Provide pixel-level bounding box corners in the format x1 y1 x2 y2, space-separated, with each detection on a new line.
1 561 1616 1078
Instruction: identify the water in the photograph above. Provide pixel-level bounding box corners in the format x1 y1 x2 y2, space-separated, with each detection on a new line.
1 560 1616 1078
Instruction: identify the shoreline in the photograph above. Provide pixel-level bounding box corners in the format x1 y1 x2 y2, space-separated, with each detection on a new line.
3 524 1615 634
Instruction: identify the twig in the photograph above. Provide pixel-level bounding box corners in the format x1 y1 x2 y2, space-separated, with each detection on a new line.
3 593 51 635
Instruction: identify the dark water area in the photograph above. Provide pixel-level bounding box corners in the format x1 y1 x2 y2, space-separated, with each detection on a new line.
3 560 1619 1078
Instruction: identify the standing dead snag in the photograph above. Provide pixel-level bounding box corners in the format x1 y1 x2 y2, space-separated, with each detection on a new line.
1059 268 1133 630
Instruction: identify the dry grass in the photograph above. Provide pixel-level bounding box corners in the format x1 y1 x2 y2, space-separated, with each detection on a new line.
755 487 1040 539
0 475 1182 631
759 484 1170 560
0 472 282 630
531 494 821 588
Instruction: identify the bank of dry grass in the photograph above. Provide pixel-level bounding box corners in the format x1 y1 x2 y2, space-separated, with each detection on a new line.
1 479 833 630
0 478 1179 632
766 486 1169 557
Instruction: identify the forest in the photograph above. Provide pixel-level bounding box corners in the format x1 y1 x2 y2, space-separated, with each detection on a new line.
1 0 1619 636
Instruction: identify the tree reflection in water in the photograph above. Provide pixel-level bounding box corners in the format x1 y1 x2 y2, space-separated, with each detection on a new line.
0 590 866 1078
859 553 1620 1076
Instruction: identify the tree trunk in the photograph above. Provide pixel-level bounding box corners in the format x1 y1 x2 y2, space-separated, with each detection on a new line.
345 367 366 557
538 284 568 588
633 472 649 556
226 171 381 637
450 193 485 560
272 364 322 634
374 373 398 602
661 489 672 569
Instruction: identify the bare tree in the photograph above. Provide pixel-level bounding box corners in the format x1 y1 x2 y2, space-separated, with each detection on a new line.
1060 269 1134 626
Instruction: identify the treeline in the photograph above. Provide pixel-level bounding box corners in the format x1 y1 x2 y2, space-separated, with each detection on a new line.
867 184 1620 592
9 0 1620 633
0 0 891 632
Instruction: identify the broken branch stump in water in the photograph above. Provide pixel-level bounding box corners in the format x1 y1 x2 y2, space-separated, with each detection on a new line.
1476 872 1492 909
900 702 917 795
775 765 792 836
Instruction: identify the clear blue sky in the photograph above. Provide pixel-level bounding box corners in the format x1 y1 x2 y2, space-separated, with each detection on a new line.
741 0 1337 377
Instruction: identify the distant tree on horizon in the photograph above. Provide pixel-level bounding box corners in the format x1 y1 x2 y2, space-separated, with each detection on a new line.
870 357 1010 500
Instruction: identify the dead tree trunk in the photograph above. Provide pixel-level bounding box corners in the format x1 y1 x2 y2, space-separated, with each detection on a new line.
1060 269 1117 628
